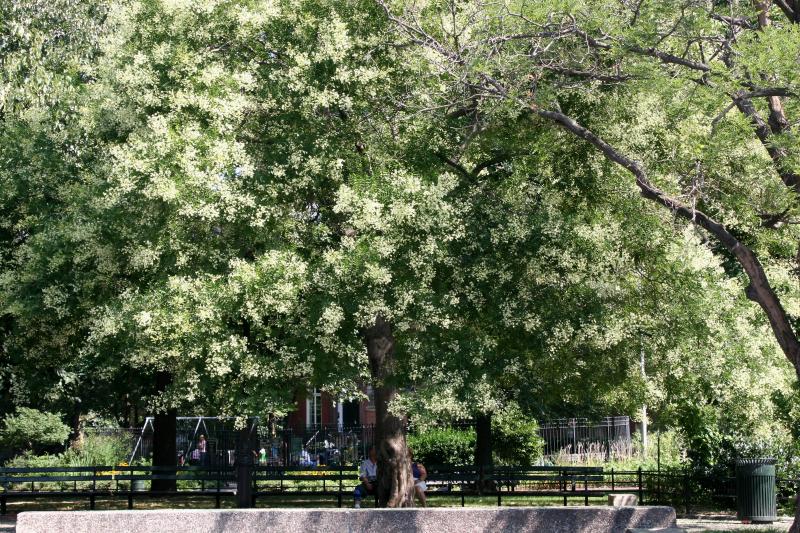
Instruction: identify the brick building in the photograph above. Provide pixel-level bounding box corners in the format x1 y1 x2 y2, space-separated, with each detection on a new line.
286 387 376 429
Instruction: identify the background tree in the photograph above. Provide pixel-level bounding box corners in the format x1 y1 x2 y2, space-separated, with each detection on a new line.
381 0 800 524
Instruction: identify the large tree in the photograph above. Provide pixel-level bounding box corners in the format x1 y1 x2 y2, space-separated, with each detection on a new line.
4 0 798 511
2 0 441 505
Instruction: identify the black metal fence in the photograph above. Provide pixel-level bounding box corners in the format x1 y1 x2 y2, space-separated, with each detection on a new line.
102 416 631 467
538 417 631 459
3 463 798 515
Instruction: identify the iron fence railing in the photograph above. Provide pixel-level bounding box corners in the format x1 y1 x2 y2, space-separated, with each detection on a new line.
103 417 632 467
538 417 631 458
4 464 798 515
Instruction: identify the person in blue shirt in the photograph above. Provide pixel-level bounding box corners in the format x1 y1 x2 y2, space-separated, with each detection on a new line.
409 448 428 507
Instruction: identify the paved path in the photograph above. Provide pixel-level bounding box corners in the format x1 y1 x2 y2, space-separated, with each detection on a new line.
677 514 792 532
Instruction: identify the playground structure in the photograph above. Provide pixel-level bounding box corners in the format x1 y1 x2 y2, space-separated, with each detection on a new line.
128 417 375 467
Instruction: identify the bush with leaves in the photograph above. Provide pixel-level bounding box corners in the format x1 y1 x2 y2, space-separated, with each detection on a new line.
492 408 545 467
5 432 135 470
407 427 476 466
0 408 70 454
62 431 133 467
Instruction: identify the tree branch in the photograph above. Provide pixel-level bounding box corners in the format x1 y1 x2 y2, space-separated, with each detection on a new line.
731 91 800 192
532 106 800 375
623 45 711 72
471 154 510 177
710 13 756 29
542 65 635 82
775 0 797 22
435 153 471 179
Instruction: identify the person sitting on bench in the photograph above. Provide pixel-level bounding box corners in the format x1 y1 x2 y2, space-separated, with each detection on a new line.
353 446 378 508
409 448 427 507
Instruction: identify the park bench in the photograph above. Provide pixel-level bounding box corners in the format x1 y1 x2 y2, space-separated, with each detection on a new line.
252 465 359 507
487 465 606 505
422 465 610 506
0 465 235 514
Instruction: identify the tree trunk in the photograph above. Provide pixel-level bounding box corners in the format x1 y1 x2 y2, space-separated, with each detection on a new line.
364 314 414 507
235 424 254 508
475 413 494 493
68 408 82 448
151 372 177 492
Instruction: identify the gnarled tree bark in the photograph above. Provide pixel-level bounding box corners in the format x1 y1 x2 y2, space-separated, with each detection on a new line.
151 371 177 492
474 412 494 493
364 314 414 507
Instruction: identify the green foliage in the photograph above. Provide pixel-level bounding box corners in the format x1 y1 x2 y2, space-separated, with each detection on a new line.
492 409 544 467
5 431 133 468
643 430 685 469
1 0 799 490
63 431 132 467
0 408 70 454
407 428 476 466
3 452 62 469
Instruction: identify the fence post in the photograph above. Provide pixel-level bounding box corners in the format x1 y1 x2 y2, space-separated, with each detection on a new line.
655 470 660 503
572 420 577 455
611 468 615 491
683 468 690 516
584 472 589 506
637 467 643 504
216 463 221 509
338 462 343 508
251 463 258 507
90 466 97 510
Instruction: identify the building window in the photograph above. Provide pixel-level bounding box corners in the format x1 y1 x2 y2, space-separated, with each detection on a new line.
366 385 375 411
306 389 322 428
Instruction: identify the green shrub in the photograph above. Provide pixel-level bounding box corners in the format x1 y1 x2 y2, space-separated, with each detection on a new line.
4 432 133 468
4 452 62 469
62 431 132 466
0 408 70 454
407 427 476 466
492 408 544 466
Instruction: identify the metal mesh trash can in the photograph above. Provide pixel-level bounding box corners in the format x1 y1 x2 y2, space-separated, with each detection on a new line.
736 458 777 523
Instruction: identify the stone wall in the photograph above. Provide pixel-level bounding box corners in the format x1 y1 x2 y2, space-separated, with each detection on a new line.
17 506 676 533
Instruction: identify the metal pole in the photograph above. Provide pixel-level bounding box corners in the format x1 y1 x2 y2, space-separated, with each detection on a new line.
637 467 643 504
640 343 648 457
572 419 577 455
